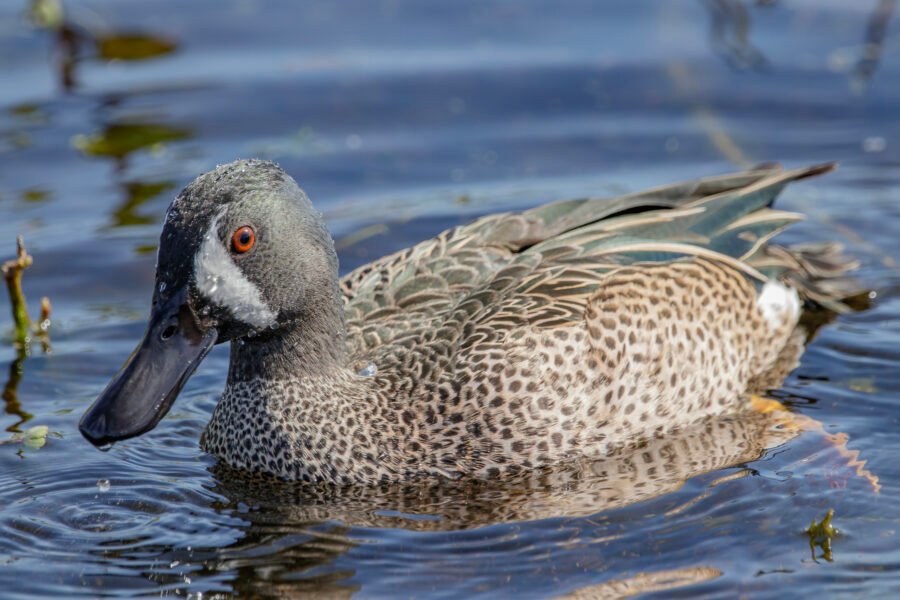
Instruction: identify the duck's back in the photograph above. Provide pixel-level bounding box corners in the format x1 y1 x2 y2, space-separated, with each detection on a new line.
341 163 850 342
335 164 856 478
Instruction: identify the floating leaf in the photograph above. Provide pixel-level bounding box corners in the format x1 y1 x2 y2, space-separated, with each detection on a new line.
8 103 48 125
3 132 31 150
96 34 177 61
20 188 51 203
1 425 55 450
9 104 40 117
72 122 191 160
845 377 877 393
27 0 64 29
23 425 49 449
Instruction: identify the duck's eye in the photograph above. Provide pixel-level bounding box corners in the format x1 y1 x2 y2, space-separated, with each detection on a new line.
231 225 255 254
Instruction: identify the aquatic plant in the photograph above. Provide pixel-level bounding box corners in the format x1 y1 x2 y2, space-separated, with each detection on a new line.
806 508 839 562
1 236 51 348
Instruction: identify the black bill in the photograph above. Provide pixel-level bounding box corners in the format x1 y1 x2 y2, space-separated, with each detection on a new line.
79 287 217 446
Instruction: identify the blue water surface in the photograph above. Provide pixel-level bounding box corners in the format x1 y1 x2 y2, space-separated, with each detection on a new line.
0 1 899 597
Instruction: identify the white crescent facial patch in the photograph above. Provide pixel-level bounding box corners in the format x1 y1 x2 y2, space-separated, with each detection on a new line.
193 212 277 329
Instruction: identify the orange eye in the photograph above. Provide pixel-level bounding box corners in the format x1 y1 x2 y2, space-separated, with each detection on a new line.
231 225 255 254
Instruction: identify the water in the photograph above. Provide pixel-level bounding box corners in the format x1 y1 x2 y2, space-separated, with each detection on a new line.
1 0 899 597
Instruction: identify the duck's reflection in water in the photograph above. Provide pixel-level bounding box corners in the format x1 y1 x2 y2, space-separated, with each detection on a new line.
203 404 800 598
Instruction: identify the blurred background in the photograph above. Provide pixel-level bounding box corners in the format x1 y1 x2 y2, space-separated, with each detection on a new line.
1 1 899 598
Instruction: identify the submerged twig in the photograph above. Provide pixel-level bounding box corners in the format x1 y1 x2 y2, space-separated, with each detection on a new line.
0 238 51 433
852 0 896 95
2 352 32 432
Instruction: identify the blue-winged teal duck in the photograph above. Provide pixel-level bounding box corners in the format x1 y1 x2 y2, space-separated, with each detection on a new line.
80 160 857 484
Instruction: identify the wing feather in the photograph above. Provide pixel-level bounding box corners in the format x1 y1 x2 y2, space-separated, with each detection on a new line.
341 163 853 358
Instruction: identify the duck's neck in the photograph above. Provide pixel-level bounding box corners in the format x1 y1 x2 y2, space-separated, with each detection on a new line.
210 297 400 483
226 297 348 384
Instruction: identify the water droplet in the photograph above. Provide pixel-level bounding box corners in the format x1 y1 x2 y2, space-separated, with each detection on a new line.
96 479 111 492
345 133 362 150
358 363 377 377
170 560 180 568
158 281 167 293
39 319 51 331
862 136 887 153
665 136 680 153
447 97 466 115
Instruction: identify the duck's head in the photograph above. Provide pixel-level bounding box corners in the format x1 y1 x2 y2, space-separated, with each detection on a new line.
79 159 341 447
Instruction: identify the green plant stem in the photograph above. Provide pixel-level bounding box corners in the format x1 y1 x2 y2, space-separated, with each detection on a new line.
2 237 34 345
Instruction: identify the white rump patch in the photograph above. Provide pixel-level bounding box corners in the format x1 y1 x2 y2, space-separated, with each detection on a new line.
193 212 276 329
756 280 800 329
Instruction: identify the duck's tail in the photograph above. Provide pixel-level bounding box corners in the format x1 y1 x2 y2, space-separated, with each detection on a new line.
515 162 864 313
749 241 863 313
